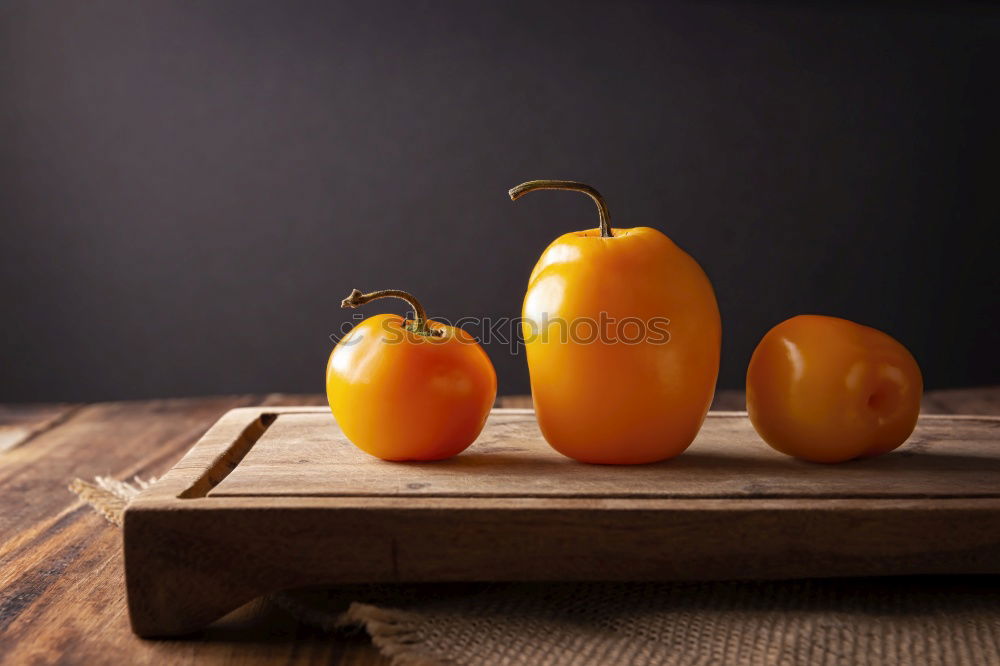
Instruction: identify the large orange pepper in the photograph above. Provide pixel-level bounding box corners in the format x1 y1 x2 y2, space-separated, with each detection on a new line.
746 315 923 463
326 288 496 461
510 180 721 464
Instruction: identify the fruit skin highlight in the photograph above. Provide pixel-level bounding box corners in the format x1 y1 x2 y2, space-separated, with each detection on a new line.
327 288 497 461
746 314 923 463
511 180 721 465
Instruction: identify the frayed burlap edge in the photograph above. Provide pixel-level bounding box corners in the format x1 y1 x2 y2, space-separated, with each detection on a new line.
339 604 440 666
68 476 438 665
269 597 441 666
68 476 155 526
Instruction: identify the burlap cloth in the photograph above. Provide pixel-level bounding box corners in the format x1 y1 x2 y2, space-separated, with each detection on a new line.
70 477 1000 666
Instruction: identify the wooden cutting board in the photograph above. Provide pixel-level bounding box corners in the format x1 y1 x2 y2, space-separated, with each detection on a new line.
124 407 1000 637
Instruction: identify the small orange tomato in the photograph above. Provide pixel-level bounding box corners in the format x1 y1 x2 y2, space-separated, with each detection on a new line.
326 288 497 461
746 314 922 463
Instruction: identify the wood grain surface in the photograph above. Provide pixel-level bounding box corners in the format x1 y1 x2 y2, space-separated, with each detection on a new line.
0 395 389 665
125 406 1000 636
0 388 997 664
209 411 1000 499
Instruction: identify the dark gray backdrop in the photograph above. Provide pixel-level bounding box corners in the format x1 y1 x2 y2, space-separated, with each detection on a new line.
2 1 997 402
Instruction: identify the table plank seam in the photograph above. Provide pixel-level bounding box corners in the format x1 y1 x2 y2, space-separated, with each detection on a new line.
0 404 86 455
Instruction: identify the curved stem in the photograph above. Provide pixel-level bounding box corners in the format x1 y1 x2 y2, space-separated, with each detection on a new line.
341 288 436 335
508 180 612 238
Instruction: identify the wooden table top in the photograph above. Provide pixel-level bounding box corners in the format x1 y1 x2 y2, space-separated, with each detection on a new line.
1 388 998 664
